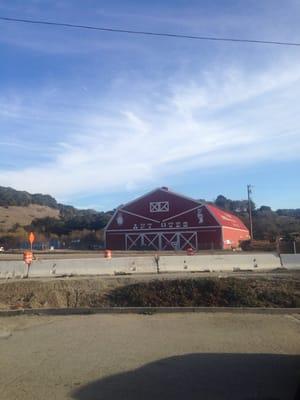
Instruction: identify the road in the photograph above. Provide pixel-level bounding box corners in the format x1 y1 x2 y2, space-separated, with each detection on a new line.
0 312 299 399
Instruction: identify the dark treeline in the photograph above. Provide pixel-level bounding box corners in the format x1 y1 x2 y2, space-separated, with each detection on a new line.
30 213 111 236
0 186 58 208
214 195 300 240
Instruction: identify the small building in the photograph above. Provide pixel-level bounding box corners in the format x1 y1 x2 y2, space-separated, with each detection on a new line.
105 187 250 251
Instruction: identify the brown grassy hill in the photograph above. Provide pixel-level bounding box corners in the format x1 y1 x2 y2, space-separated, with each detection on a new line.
0 205 60 231
0 187 111 249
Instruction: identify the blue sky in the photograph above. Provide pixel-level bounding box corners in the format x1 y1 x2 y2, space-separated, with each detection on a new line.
0 0 300 211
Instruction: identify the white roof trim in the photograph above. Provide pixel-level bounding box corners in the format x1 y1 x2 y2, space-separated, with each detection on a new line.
106 226 221 232
162 205 201 222
119 187 201 211
105 187 204 231
120 209 160 223
159 187 202 205
103 207 121 232
204 204 221 226
104 203 161 232
117 188 164 210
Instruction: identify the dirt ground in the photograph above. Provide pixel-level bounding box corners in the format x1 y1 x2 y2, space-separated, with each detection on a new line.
0 271 299 310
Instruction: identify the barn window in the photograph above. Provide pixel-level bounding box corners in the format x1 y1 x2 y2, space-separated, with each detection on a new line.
149 201 169 212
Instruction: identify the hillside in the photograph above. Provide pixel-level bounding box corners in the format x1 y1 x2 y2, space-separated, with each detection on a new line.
0 204 60 231
0 186 58 208
0 186 112 249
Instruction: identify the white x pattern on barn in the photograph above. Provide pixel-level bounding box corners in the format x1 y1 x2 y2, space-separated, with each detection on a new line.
149 201 169 212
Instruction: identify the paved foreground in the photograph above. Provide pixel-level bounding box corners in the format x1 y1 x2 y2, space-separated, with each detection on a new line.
0 313 300 399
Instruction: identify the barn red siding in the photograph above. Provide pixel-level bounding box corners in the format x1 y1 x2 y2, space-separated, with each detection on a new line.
222 226 250 249
124 190 199 219
105 188 249 251
106 233 126 250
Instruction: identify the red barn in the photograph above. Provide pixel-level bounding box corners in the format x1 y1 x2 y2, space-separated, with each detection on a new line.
105 187 250 251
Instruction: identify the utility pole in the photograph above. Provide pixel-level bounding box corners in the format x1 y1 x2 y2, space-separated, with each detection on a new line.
247 184 254 240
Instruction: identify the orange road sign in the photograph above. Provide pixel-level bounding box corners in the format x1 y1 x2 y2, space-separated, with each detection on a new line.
28 232 35 245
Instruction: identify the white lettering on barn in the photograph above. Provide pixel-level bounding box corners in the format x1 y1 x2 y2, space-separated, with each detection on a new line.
116 213 124 226
197 209 204 224
132 221 189 230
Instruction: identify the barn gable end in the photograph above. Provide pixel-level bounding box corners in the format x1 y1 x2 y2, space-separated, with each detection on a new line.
105 188 249 251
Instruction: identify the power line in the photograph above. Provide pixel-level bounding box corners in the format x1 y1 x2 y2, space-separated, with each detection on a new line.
0 16 300 47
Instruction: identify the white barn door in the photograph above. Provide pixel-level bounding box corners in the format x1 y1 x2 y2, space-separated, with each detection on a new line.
125 231 197 251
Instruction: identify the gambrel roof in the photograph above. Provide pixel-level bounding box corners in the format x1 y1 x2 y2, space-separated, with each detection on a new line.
105 187 249 233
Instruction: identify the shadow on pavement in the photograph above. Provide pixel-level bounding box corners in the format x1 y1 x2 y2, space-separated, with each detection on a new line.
72 353 300 400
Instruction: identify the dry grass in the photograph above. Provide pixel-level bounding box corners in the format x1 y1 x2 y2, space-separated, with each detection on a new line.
0 204 59 230
0 276 299 309
108 278 300 308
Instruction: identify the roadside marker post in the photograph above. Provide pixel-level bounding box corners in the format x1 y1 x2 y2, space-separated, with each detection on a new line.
23 232 35 278
104 249 112 259
23 251 33 278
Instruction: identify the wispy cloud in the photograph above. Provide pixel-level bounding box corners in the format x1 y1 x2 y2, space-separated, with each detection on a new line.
1 57 299 203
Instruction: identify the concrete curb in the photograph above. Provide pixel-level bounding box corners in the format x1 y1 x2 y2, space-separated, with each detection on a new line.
0 306 299 317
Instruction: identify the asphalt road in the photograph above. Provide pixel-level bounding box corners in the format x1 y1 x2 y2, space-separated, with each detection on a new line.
0 312 299 399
